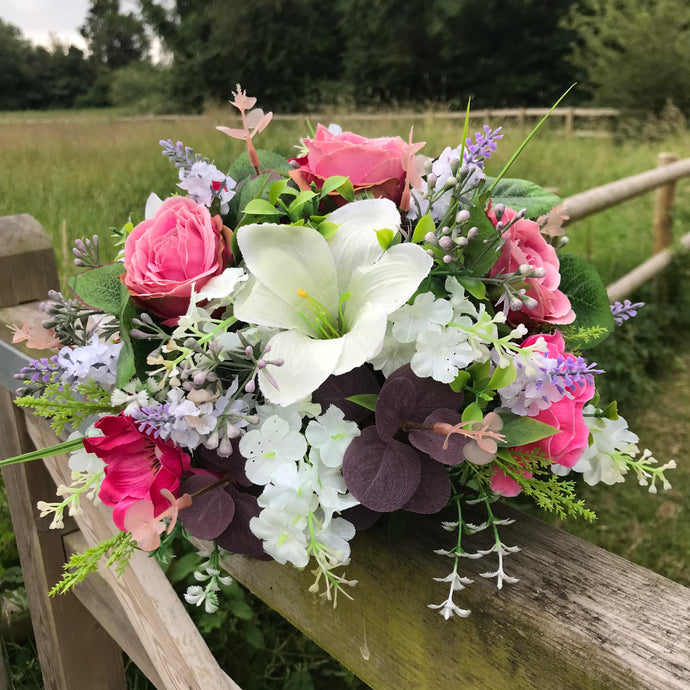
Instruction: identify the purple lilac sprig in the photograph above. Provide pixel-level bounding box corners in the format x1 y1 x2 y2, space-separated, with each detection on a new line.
540 355 603 396
464 125 503 169
159 139 209 172
72 235 100 268
610 300 645 327
15 356 64 396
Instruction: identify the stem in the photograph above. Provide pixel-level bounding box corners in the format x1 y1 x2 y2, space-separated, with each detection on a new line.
0 436 85 468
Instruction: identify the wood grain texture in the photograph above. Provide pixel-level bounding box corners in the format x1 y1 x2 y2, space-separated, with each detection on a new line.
216 504 690 690
562 157 690 224
21 413 239 690
0 214 59 307
0 387 127 690
653 152 679 254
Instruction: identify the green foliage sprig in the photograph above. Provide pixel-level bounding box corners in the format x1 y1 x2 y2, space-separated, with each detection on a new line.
493 449 596 521
50 531 136 597
14 380 116 434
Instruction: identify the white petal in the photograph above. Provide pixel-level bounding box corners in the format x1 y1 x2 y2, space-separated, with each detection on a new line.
258 330 344 406
236 223 340 316
145 192 164 219
344 243 432 324
234 276 311 331
327 199 401 288
333 302 387 375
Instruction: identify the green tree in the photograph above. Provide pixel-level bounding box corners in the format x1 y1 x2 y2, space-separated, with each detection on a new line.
564 0 690 115
80 0 150 70
140 0 344 112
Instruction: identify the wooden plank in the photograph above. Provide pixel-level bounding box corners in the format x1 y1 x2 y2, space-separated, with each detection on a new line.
20 412 239 690
563 158 690 224
0 387 127 690
218 504 690 690
0 215 59 307
606 232 690 302
653 152 679 253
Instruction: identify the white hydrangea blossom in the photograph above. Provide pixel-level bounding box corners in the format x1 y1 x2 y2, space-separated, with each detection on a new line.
56 336 122 388
553 405 639 485
411 328 475 383
248 406 359 572
390 292 453 343
240 414 308 485
305 405 361 468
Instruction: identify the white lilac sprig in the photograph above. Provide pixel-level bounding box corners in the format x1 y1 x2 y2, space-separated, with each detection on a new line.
183 546 233 614
37 470 105 530
555 405 676 491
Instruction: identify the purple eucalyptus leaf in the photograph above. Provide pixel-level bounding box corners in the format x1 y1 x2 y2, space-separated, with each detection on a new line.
178 475 235 540
375 376 417 440
387 364 464 420
312 365 381 422
342 427 421 512
402 455 452 515
409 408 466 465
196 444 253 487
341 504 382 531
214 488 270 560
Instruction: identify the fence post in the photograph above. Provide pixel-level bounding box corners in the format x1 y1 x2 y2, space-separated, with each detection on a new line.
565 107 575 137
0 214 127 690
653 152 679 254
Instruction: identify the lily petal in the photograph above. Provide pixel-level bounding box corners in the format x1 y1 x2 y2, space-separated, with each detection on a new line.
327 199 401 288
344 243 433 325
333 302 388 375
258 330 344 405
236 223 340 317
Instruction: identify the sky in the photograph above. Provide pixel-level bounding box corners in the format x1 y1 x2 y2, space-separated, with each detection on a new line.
1 0 92 49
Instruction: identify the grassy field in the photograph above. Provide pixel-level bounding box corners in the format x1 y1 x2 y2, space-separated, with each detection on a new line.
1 110 689 286
1 109 689 686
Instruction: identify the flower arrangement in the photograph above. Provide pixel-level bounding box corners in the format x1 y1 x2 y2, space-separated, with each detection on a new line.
8 86 676 620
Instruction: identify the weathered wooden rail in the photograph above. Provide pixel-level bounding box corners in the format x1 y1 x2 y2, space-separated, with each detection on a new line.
562 153 690 301
1 152 690 688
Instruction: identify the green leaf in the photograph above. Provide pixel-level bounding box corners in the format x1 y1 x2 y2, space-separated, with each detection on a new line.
226 149 291 182
347 393 378 412
242 621 265 650
288 190 317 218
116 285 148 387
228 598 254 620
486 178 561 219
488 363 517 390
461 402 484 422
458 276 486 300
269 179 289 206
450 370 471 393
225 172 274 231
316 221 339 239
558 253 615 347
319 175 350 198
283 670 315 690
601 400 619 420
375 227 394 250
411 213 435 243
243 198 281 216
461 193 503 276
68 262 125 315
338 178 355 202
498 414 560 447
166 552 202 583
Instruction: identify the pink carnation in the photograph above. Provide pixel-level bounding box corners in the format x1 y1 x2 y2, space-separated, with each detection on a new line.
489 206 574 326
83 415 192 530
290 124 408 205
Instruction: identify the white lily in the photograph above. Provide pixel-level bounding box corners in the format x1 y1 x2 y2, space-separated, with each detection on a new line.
234 198 432 405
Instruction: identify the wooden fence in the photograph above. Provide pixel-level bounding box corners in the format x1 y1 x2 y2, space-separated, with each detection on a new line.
1 155 690 689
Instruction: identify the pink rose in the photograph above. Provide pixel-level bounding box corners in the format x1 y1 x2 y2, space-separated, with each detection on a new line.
489 206 574 326
123 196 232 323
514 331 595 468
490 467 533 497
290 124 408 204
